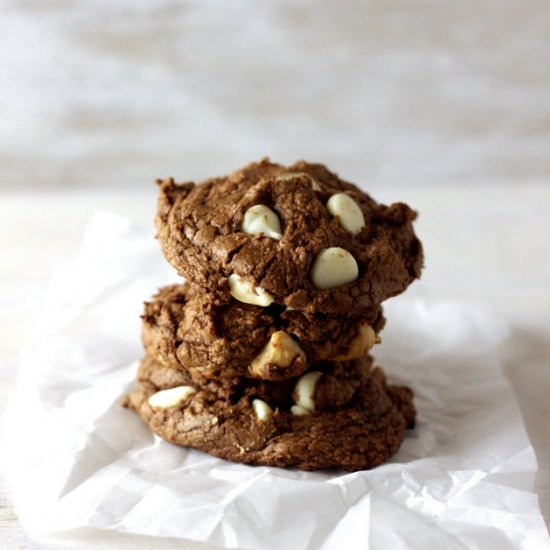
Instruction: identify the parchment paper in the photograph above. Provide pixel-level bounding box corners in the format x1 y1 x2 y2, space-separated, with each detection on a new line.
3 212 549 549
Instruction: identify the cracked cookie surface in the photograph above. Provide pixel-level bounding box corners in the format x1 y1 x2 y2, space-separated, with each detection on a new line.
125 355 415 471
155 158 423 315
142 283 385 383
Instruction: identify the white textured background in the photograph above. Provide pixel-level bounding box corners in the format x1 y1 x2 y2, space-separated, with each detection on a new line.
1 0 549 188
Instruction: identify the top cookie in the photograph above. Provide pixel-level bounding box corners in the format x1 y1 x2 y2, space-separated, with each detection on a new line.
155 158 423 314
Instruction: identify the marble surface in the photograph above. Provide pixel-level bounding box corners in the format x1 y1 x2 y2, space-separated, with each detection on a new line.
1 1 550 189
1 1 549 548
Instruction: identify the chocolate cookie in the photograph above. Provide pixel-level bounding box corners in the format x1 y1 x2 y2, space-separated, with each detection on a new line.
133 353 380 409
142 284 385 383
124 356 415 471
155 158 423 315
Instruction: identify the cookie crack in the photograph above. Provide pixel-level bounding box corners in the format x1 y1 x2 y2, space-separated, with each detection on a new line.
223 240 248 267
256 253 280 289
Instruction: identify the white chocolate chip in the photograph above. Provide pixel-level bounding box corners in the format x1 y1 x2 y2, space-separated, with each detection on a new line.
294 371 322 412
291 405 311 416
228 274 274 306
276 172 301 181
148 385 196 409
252 399 273 421
236 444 246 455
277 172 322 191
327 193 365 234
241 205 283 240
249 331 306 378
333 323 377 361
310 247 359 289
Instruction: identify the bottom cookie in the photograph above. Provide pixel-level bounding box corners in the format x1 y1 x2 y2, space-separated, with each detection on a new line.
124 356 415 472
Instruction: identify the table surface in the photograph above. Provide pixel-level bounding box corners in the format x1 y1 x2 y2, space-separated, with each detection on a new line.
1 184 549 548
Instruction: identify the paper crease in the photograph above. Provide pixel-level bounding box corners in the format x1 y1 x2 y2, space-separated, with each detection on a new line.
2 213 548 550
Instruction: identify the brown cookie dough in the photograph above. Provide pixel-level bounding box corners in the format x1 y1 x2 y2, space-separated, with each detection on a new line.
133 353 376 411
142 284 385 383
125 356 415 472
155 158 423 315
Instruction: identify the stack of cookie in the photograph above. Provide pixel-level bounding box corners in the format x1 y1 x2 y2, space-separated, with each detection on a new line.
125 159 423 471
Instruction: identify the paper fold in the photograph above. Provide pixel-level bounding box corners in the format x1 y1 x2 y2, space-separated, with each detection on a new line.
3 212 549 549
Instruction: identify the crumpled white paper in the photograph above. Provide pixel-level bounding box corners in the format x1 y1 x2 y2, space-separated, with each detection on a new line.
3 212 549 550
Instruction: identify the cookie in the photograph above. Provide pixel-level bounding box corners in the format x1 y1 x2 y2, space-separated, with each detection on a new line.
124 356 415 471
134 353 378 409
142 284 385 383
155 158 423 315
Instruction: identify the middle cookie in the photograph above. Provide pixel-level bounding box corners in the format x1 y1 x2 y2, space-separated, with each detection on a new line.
142 284 385 383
